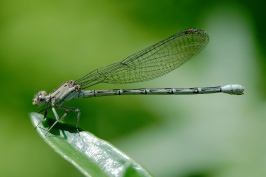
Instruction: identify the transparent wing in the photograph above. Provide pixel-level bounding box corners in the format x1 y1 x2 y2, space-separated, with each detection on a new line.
76 29 209 89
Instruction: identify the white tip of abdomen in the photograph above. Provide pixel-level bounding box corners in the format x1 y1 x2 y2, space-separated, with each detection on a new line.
221 84 244 95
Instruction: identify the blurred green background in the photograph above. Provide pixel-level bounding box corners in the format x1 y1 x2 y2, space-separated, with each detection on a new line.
1 0 266 177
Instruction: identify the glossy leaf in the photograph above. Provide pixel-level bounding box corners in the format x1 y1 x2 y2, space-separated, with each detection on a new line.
30 112 153 177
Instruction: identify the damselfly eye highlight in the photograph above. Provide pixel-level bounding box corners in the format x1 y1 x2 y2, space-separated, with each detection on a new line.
32 91 47 107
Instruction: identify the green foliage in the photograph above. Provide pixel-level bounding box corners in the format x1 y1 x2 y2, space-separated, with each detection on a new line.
30 112 153 177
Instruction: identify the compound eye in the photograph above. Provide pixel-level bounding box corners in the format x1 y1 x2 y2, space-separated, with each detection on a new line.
39 96 44 102
33 90 47 106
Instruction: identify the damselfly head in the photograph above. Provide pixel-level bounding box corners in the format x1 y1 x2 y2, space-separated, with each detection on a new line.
33 91 47 107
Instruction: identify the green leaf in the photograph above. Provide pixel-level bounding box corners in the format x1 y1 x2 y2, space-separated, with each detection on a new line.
30 112 153 177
